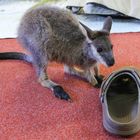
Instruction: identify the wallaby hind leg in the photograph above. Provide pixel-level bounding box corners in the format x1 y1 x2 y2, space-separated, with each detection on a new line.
64 64 98 86
32 52 71 101
38 67 71 101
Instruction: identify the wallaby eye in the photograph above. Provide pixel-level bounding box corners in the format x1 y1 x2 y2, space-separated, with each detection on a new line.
97 47 103 53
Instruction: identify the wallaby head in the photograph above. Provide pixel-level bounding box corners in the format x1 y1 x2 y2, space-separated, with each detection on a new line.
81 16 114 67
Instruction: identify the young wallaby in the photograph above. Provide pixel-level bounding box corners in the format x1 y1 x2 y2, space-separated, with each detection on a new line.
0 5 114 101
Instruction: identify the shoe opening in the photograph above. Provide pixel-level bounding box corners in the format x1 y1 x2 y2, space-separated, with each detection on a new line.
107 73 139 123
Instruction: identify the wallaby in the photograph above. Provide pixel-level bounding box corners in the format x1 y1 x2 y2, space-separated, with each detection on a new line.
0 5 114 101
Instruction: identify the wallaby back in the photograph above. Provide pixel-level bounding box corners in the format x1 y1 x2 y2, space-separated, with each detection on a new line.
18 5 91 67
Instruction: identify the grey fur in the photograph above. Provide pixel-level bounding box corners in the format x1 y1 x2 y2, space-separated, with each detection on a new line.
17 5 114 100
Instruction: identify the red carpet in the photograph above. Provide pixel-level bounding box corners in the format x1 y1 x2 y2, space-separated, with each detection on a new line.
0 33 140 140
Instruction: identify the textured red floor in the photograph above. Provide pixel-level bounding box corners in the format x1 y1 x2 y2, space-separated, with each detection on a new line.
0 33 140 140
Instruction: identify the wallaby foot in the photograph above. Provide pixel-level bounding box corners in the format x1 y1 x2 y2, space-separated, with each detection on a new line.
53 85 71 101
38 69 72 101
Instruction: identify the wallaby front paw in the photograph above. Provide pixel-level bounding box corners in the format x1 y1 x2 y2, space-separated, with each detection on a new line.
53 86 72 102
94 83 101 88
94 75 104 88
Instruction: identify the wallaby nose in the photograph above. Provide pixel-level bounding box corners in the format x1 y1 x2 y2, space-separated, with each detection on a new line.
108 58 115 66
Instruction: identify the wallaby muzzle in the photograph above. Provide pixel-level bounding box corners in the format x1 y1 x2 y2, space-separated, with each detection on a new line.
106 58 115 67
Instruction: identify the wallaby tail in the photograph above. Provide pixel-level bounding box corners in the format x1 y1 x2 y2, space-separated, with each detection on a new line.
0 52 32 63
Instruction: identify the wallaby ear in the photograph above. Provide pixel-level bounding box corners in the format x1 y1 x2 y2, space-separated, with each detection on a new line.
79 22 93 37
102 16 112 32
80 22 109 39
